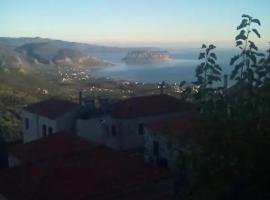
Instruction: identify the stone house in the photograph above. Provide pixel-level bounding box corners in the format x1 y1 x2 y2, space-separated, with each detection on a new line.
22 99 80 143
77 94 194 150
144 112 199 173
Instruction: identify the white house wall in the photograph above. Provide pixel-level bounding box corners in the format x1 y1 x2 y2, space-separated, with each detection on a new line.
56 107 79 133
76 112 181 150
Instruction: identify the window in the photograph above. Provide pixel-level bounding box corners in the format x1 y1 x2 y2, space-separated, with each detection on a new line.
42 125 47 137
25 118 29 130
111 125 117 136
48 127 53 135
138 123 144 135
153 141 159 156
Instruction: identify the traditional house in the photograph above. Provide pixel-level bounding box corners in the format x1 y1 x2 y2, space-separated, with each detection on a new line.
144 112 199 173
77 94 194 150
22 99 79 143
2 132 174 200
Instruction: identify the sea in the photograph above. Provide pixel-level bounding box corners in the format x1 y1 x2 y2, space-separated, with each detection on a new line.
92 48 238 85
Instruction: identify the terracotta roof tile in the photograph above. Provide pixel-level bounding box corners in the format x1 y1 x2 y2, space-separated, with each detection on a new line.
112 94 194 118
147 112 201 138
24 99 78 119
1 133 171 200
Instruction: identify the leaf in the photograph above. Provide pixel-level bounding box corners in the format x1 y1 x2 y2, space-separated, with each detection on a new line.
209 44 216 50
242 14 252 20
210 53 217 60
201 44 207 49
252 29 261 38
208 57 216 65
247 53 257 64
237 19 248 30
230 55 240 65
255 52 265 57
198 52 205 60
248 41 258 51
212 68 221 75
214 64 222 71
235 30 247 41
251 18 261 26
236 40 243 47
231 62 244 80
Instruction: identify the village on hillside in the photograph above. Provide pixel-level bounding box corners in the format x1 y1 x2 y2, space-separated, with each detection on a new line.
0 83 201 199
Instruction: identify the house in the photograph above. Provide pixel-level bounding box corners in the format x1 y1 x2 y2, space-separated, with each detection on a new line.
1 132 175 200
77 94 194 150
144 112 200 173
22 98 80 143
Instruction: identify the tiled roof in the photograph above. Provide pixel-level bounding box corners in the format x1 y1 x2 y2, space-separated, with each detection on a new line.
9 132 95 164
147 112 200 138
112 94 194 118
24 98 78 119
1 133 171 200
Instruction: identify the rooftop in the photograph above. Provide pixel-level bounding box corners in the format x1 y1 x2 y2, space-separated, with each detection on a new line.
1 133 171 200
24 98 78 120
112 94 194 119
147 112 201 139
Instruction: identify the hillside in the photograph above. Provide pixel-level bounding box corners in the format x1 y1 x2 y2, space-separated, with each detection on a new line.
16 42 110 68
0 37 158 55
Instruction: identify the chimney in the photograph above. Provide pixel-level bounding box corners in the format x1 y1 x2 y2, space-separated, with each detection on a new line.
223 75 228 89
79 91 83 106
159 81 166 95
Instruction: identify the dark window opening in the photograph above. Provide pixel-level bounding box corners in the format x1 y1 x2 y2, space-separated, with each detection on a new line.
111 125 117 136
25 118 29 130
138 123 145 135
157 157 168 168
153 141 159 156
42 125 47 137
48 127 53 135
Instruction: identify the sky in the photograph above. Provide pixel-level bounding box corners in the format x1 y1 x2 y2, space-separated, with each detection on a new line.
0 0 269 48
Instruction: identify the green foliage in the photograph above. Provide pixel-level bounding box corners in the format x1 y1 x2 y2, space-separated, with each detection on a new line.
231 14 263 85
193 44 222 88
185 14 270 199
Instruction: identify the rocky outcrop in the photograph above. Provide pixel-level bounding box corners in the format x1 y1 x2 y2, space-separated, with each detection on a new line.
123 51 172 64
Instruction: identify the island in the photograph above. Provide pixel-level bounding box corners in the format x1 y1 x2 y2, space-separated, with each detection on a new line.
122 50 172 64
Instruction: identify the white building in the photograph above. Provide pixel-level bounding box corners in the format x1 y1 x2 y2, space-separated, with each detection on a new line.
22 99 80 143
77 94 194 150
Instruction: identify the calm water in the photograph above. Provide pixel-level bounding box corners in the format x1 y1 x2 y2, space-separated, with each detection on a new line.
92 48 237 84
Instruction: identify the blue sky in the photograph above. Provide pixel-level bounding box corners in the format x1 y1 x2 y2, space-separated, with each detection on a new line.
0 0 269 47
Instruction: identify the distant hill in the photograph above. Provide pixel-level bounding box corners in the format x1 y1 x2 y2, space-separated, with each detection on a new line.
0 45 30 70
0 37 158 55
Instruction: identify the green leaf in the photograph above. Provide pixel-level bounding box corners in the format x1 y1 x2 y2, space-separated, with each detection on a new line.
208 57 216 65
255 52 265 57
251 18 261 26
199 52 205 60
209 44 216 50
237 19 248 30
236 41 243 47
201 44 207 49
231 62 244 79
248 41 258 51
214 64 222 71
242 14 252 20
235 30 247 41
210 53 217 60
252 29 261 38
230 55 240 65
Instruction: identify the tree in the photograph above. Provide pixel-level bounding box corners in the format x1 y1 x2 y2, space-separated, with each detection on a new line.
230 14 264 86
193 44 222 88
